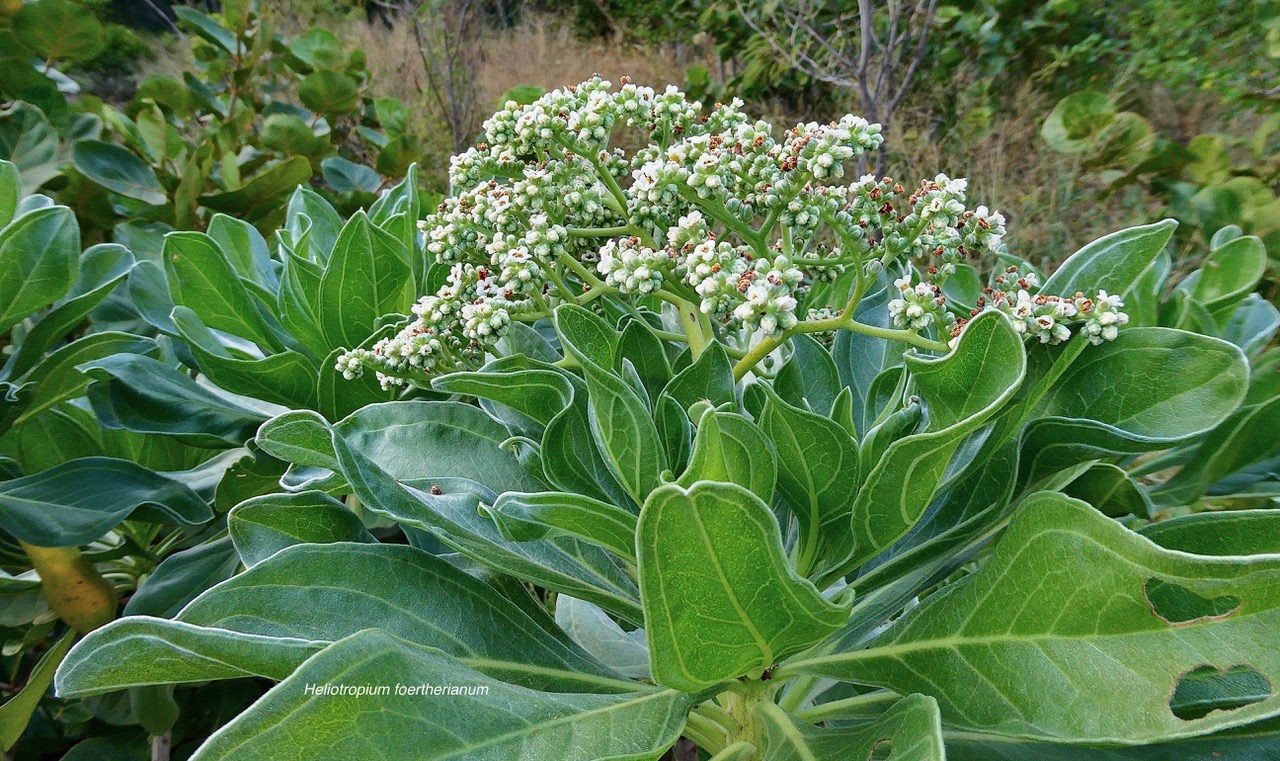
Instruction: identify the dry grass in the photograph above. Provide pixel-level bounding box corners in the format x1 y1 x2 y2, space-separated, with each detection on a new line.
891 82 1162 266
140 7 1235 267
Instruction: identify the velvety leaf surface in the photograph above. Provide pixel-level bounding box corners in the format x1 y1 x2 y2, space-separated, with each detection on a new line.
228 490 375 567
555 596 650 680
187 630 692 761
261 402 541 495
786 491 1280 743
638 481 849 691
677 407 777 503
316 211 412 349
1138 512 1280 557
485 491 637 561
0 457 211 546
757 385 858 571
1040 218 1176 296
1022 327 1248 481
58 543 629 695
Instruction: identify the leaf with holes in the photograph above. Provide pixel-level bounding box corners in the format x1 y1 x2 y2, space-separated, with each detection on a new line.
784 491 1280 743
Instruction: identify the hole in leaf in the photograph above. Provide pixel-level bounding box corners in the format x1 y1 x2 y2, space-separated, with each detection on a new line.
1144 578 1241 625
1171 664 1271 720
868 738 893 761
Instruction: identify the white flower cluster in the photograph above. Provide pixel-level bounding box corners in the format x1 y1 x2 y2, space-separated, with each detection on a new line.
889 271 954 332
979 269 1130 346
337 77 1024 389
598 238 669 295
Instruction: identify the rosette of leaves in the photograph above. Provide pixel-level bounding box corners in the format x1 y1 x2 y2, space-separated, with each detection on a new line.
0 0 416 241
53 173 1280 759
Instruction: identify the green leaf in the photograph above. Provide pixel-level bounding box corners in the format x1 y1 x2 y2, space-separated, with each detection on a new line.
1041 91 1114 154
1151 397 1280 505
13 0 105 61
616 318 672 400
485 491 638 562
757 693 944 761
944 721 1280 760
0 457 211 546
677 407 777 503
290 28 344 69
1189 235 1268 315
11 333 159 425
173 6 236 53
0 103 61 195
321 157 381 193
171 307 321 410
1139 511 1280 557
556 305 666 504
833 274 903 435
758 385 858 572
299 70 360 116
228 491 375 567
638 481 850 691
0 159 18 227
661 341 736 411
71 141 166 205
1062 463 1153 518
432 355 576 431
3 243 134 381
123 536 239 618
555 303 618 369
207 214 275 289
775 334 841 416
337 450 643 623
0 205 79 334
0 631 74 751
555 596 650 680
199 156 311 220
1023 328 1248 481
317 211 413 349
164 232 283 351
186 631 690 761
260 114 323 158
540 402 635 508
785 491 1280 744
58 542 632 696
80 354 268 447
1039 219 1177 297
286 186 343 262
848 311 1025 571
261 401 541 495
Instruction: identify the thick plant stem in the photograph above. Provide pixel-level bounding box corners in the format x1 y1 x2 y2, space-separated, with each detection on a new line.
21 543 117 632
720 680 772 760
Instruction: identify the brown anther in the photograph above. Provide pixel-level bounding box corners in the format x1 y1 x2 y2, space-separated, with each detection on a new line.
430 484 443 495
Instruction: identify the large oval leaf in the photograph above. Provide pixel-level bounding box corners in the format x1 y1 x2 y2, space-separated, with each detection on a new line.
71 141 166 205
638 480 849 692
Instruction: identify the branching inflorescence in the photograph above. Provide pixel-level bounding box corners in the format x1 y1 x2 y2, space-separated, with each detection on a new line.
336 77 1128 389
